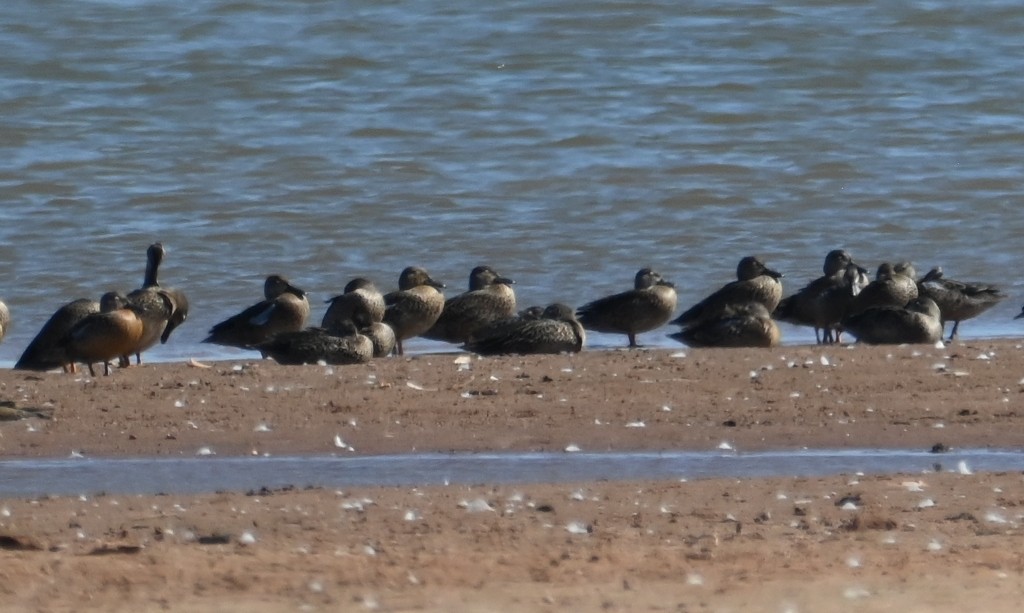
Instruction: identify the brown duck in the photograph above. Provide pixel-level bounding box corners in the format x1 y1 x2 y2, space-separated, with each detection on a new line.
124 242 190 365
669 302 781 348
203 275 309 350
774 250 867 343
464 303 585 356
917 267 1006 340
16 298 100 371
59 292 145 376
576 268 677 348
842 296 943 345
423 265 517 344
672 256 783 328
382 266 446 355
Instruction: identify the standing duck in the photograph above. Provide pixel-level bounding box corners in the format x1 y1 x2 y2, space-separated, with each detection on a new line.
774 250 867 343
123 243 190 365
423 265 517 344
202 275 309 351
672 256 783 328
16 298 100 371
917 267 1006 340
842 296 943 345
59 292 145 376
382 266 446 355
576 268 677 348
464 303 585 356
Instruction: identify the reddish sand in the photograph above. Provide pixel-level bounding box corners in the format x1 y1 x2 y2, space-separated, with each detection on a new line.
1 339 1023 611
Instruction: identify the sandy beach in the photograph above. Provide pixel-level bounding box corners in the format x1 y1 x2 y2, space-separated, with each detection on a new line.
1 339 1023 611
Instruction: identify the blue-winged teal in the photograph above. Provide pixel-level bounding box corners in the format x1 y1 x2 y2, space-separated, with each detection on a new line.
672 256 783 328
842 296 943 345
59 292 145 376
203 275 309 350
123 243 190 365
669 302 781 348
322 277 386 334
257 322 373 366
576 268 677 348
423 265 517 344
917 267 1006 340
15 298 100 371
774 250 867 343
0 298 8 345
382 266 446 355
847 262 918 317
464 303 585 356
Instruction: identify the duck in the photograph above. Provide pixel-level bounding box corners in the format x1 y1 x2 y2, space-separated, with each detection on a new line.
847 262 918 317
59 292 145 376
811 263 868 344
256 322 373 366
362 320 397 358
917 267 1006 340
774 250 868 343
464 303 585 356
0 298 8 344
15 298 100 371
668 302 781 348
842 296 943 345
468 305 546 343
575 268 677 348
322 278 386 334
202 275 309 351
672 256 783 328
382 266 446 355
422 265 517 344
123 243 190 365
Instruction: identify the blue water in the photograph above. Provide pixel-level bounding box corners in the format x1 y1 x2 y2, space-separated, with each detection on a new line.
2 0 1023 366
0 448 1020 496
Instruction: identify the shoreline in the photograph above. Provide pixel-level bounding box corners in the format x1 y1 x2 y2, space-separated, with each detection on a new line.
3 340 1024 611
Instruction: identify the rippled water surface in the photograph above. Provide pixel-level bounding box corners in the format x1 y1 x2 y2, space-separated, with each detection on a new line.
2 0 1024 364
1 449 1021 496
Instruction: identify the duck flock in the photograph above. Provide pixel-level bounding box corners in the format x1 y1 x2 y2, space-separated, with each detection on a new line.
0 245 1018 376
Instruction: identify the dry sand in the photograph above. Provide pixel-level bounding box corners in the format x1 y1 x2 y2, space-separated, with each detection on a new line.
1 339 1023 611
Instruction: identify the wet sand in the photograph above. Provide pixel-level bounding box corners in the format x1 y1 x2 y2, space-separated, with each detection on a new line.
1 339 1024 611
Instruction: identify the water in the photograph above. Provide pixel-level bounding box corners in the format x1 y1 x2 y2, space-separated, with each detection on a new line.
0 448 1020 496
2 0 1024 366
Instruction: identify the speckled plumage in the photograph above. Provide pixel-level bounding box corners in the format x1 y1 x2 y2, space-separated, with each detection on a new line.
16 298 100 371
917 267 1006 340
774 250 867 343
123 243 190 365
257 324 373 366
382 267 446 355
672 256 783 328
362 321 396 358
842 297 943 345
423 266 517 344
847 262 918 317
203 275 309 350
464 303 585 356
322 278 386 334
576 268 677 347
669 302 781 348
